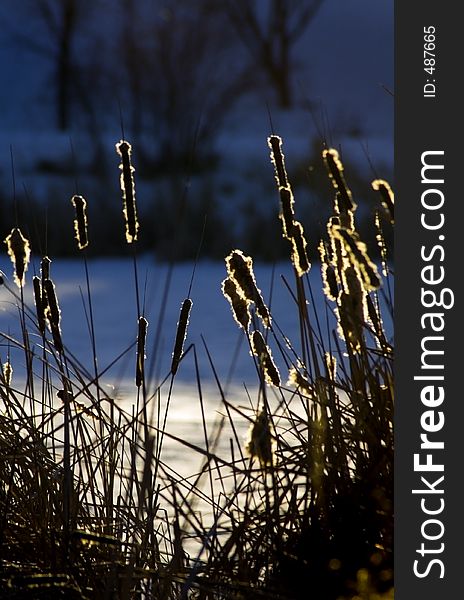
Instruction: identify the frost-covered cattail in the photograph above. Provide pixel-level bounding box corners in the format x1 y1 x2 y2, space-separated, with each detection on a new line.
333 226 381 291
222 277 250 330
226 250 270 327
33 276 46 335
318 241 338 301
372 179 394 224
290 221 311 277
245 409 275 467
323 148 357 213
268 135 289 189
116 140 139 243
4 228 31 288
71 195 89 250
171 299 193 375
43 278 63 353
251 330 280 387
135 316 148 387
2 361 13 386
287 366 313 396
278 186 295 239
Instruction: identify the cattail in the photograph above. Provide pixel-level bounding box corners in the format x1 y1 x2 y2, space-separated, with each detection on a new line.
71 194 89 250
2 361 13 386
336 267 366 353
287 367 313 396
222 277 250 330
318 241 338 301
43 278 63 352
323 148 357 213
251 330 280 387
245 409 275 467
333 226 381 291
171 299 193 375
226 250 270 327
366 293 387 348
279 186 295 239
41 256 51 280
372 179 394 224
290 221 311 277
116 140 139 243
4 228 31 288
268 135 289 188
136 316 148 387
33 276 46 335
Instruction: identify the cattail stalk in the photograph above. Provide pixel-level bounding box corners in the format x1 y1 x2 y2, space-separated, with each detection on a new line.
71 194 89 250
171 299 193 375
4 228 31 288
136 317 148 387
116 140 139 243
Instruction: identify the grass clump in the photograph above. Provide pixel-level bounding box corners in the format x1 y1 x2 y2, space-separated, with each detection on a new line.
0 133 393 599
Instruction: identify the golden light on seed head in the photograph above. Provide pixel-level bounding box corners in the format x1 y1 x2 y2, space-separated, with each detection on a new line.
278 186 295 239
116 139 139 244
4 228 31 288
251 330 280 387
225 249 271 327
71 194 89 250
372 179 394 224
268 135 288 189
290 221 311 277
221 277 251 331
287 367 313 396
323 148 357 213
2 361 13 386
332 226 381 292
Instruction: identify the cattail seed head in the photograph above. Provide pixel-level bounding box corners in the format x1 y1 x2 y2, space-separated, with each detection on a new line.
222 277 250 330
372 179 394 224
71 194 89 250
323 148 357 213
41 256 51 281
4 228 31 288
43 278 63 353
336 267 366 353
279 186 296 239
225 249 270 327
290 221 311 277
318 241 339 301
251 330 280 387
33 276 46 335
287 367 313 396
375 212 389 277
245 409 275 467
324 352 337 381
333 226 381 291
2 361 13 386
268 135 289 189
136 316 148 387
116 140 139 243
171 299 193 375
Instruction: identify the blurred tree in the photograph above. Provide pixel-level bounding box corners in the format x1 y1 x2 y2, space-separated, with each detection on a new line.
116 0 250 170
2 0 96 130
223 0 324 107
